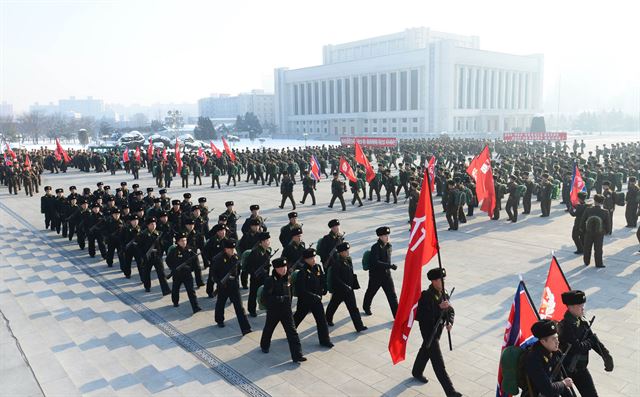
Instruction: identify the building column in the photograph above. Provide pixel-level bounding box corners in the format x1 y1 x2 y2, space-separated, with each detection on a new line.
469 68 477 109
478 68 485 110
462 67 468 109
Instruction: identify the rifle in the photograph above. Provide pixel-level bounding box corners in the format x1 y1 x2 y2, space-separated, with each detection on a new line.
166 255 198 279
212 262 239 297
425 287 455 350
144 232 163 259
253 248 280 278
567 316 596 373
89 218 105 234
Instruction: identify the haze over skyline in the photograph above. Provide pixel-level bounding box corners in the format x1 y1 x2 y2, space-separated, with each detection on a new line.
2 0 639 116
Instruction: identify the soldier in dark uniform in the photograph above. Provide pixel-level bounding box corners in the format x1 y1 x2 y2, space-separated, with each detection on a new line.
238 218 261 289
279 211 300 248
328 171 347 211
197 197 209 224
279 170 296 210
182 218 205 287
65 194 79 241
52 188 66 234
569 192 589 254
74 198 90 250
180 162 190 188
293 248 333 348
158 189 170 210
246 232 272 317
104 208 125 267
204 223 227 297
411 268 460 397
445 180 460 230
221 201 239 240
121 214 143 278
168 200 183 231
135 217 171 295
86 203 107 258
625 176 639 227
180 192 193 213
558 290 614 397
601 181 616 235
522 320 574 397
281 227 305 267
143 187 155 209
505 175 519 223
211 239 252 334
300 170 316 205
368 167 383 202
384 169 398 204
192 159 203 186
362 226 398 317
408 181 420 224
317 219 344 270
260 257 307 362
210 162 221 189
325 242 367 332
579 194 609 268
540 174 553 217
522 172 534 214
241 204 267 234
166 233 201 314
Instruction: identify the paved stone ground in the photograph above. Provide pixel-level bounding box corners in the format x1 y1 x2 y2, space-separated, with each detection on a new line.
0 166 638 397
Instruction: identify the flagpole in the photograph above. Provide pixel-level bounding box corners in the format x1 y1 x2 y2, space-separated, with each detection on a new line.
424 169 453 351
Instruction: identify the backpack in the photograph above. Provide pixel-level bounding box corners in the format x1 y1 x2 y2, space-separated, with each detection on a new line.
499 345 532 395
516 185 527 197
586 215 604 234
257 285 267 310
615 192 625 206
362 250 371 271
240 249 252 271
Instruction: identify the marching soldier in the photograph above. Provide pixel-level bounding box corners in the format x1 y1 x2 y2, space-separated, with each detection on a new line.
625 176 639 227
279 211 300 248
408 181 420 224
241 204 267 234
411 268 461 397
121 214 143 278
325 242 367 333
317 219 344 270
104 208 125 267
540 174 553 217
211 239 252 334
445 180 460 231
299 170 316 205
210 162 221 189
362 226 398 317
384 169 398 204
180 162 190 188
505 175 519 223
40 186 56 229
221 201 239 240
279 170 296 210
238 218 261 289
579 194 609 268
522 320 574 397
281 227 305 266
260 257 307 363
182 218 205 287
328 171 347 211
135 217 171 295
293 248 333 348
246 232 272 317
558 290 614 397
166 233 202 314
204 223 227 297
74 198 90 250
86 203 107 258
569 192 589 254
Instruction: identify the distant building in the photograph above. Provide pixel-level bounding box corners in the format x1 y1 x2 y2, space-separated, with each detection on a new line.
198 90 275 126
30 96 107 119
274 27 543 135
0 101 13 118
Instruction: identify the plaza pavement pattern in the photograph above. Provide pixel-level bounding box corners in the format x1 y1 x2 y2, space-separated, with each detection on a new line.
0 167 637 397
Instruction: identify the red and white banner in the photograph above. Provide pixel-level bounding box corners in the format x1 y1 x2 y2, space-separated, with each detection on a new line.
538 256 571 322
339 156 357 183
503 132 567 142
340 136 398 147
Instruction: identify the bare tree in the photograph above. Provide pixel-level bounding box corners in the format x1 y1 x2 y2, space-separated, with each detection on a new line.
131 113 148 128
18 110 46 143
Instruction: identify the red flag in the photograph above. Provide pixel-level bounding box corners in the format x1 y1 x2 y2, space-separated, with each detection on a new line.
147 138 154 160
389 169 439 364
496 281 539 396
24 153 32 170
466 146 495 218
55 138 71 163
354 142 375 183
427 156 436 193
175 139 182 174
570 162 586 207
162 147 167 162
221 137 236 162
5 143 16 160
122 149 129 163
134 146 141 162
339 156 357 183
210 141 223 159
197 147 208 165
538 256 571 321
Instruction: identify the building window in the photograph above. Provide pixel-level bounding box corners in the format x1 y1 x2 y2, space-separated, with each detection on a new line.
353 77 359 113
412 127 418 133
324 128 327 132
322 81 327 114
390 72 397 111
400 71 408 110
380 74 387 111
392 127 397 133
314 82 319 114
364 119 368 124
402 118 407 122
412 118 418 122
373 119 377 123
402 127 407 132
383 127 387 132
364 127 368 132
334 127 338 134
361 76 368 112
350 127 355 134
370 75 377 112
410 69 419 110
337 79 343 113
345 78 350 113
294 85 299 115
329 80 335 113
373 127 378 132
342 127 346 133
392 118 396 123
382 118 387 123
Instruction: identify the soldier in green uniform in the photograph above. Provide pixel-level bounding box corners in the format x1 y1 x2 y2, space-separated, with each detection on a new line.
135 217 171 295
180 162 190 188
279 171 296 210
300 170 316 205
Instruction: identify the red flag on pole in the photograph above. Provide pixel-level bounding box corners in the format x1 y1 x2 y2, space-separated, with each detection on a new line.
538 256 571 321
122 149 129 163
466 146 496 218
24 153 32 170
161 147 167 162
221 137 236 162
427 156 436 193
55 138 71 163
354 142 375 182
5 143 16 160
134 146 141 162
210 141 223 159
389 169 439 364
197 147 208 165
147 138 154 160
339 156 357 183
175 139 182 174
570 162 587 207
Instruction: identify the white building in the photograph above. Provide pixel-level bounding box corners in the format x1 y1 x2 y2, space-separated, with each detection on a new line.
0 101 13 118
198 90 275 125
274 27 543 136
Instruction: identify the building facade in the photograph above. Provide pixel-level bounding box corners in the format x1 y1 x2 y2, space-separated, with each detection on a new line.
198 90 275 126
274 27 543 136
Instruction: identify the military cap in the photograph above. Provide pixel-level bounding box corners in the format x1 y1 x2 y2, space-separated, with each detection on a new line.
44 186 52 191
225 201 234 207
171 199 181 205
183 219 194 225
159 189 167 194
336 242 350 253
97 182 103 187
272 258 287 268
288 211 298 219
282 170 288 175
302 248 316 259
104 185 111 190
223 239 237 249
55 188 64 193
115 188 122 193
218 214 228 221
191 205 201 211
110 208 121 214
593 194 604 204
69 194 78 200
211 224 227 233
129 214 139 220
159 211 168 217
531 319 557 339
561 290 586 305
602 180 611 187
629 176 637 183
250 204 260 211
120 182 127 186
183 193 191 199
145 187 153 192
376 226 390 236
69 186 77 190
328 219 340 228
198 197 206 203
132 183 139 189
291 227 303 236
146 217 157 224
258 232 271 241
250 218 261 226
153 197 160 203
427 267 447 280
175 232 187 242
77 198 87 205
91 202 101 208
134 190 143 196
106 195 115 201
120 203 129 209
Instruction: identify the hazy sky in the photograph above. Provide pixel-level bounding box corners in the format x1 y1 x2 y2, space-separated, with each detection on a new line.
2 0 639 114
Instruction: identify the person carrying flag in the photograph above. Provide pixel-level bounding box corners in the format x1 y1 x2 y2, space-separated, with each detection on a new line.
558 290 614 397
411 268 460 397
